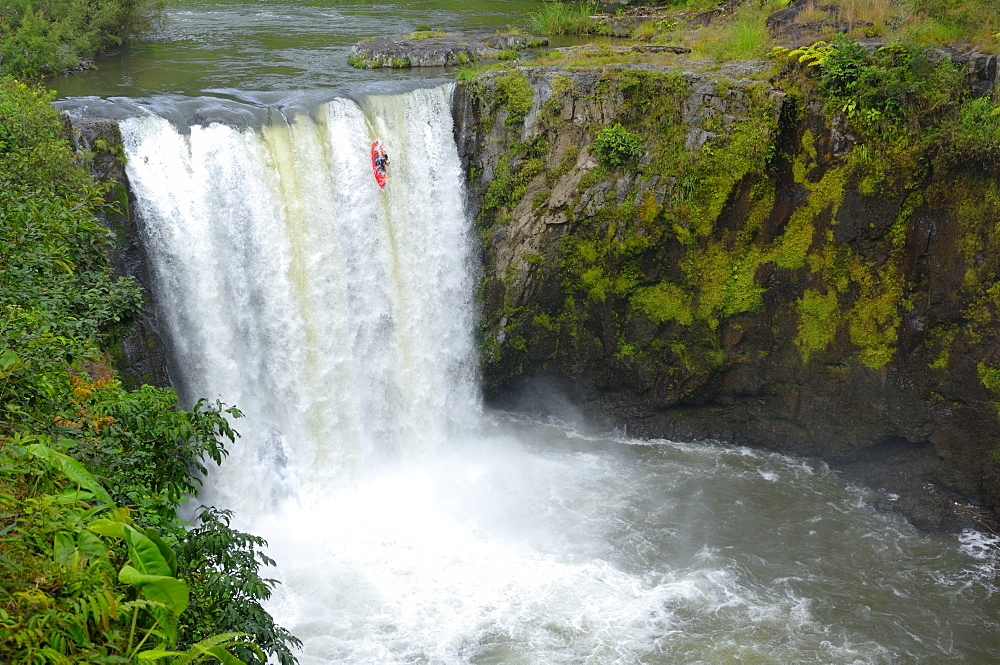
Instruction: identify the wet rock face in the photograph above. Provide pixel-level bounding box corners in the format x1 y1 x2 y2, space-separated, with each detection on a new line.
455 63 1000 533
68 117 171 390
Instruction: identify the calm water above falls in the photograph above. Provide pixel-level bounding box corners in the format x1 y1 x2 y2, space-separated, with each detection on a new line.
55 2 1000 663
51 0 541 98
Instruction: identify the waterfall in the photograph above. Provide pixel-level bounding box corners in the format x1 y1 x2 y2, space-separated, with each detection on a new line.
121 84 479 516
115 82 999 665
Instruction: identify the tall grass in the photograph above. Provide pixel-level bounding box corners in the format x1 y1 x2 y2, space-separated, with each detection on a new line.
695 7 773 61
902 0 1000 48
528 2 596 36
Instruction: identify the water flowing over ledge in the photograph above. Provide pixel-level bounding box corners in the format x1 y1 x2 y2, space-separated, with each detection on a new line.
120 84 480 514
96 81 999 663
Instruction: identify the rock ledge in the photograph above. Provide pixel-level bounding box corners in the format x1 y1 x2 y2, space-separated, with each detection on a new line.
349 31 547 69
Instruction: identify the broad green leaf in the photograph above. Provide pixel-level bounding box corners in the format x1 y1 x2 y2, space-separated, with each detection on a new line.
88 518 128 540
144 527 178 578
0 349 22 376
124 525 173 577
54 489 96 504
53 532 76 562
25 442 115 506
76 529 107 560
137 648 183 661
174 633 258 665
199 646 247 665
118 565 189 615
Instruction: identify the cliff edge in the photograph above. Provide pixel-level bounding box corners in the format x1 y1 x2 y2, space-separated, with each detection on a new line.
456 58 1000 532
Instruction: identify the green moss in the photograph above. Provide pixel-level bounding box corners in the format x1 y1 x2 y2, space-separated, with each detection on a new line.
692 243 767 328
405 29 447 39
546 145 579 186
481 147 545 219
977 361 1000 430
631 282 694 325
494 69 533 125
795 288 840 361
927 326 956 369
532 313 556 330
772 165 847 269
531 189 550 210
978 361 1000 392
846 260 903 368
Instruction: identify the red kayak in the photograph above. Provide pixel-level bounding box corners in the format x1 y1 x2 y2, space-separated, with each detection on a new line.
371 140 388 188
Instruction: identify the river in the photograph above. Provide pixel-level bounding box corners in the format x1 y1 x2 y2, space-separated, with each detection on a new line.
53 2 1000 663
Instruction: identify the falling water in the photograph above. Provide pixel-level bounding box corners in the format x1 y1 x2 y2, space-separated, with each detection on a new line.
122 84 478 514
118 83 1000 664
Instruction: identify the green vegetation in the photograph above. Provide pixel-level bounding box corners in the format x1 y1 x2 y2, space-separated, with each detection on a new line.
591 123 644 168
476 0 1000 393
0 0 166 79
404 29 447 39
692 1 778 61
0 77 299 663
528 2 600 36
522 0 1000 70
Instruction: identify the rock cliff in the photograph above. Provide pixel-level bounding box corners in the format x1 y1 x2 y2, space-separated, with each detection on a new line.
68 117 171 390
454 62 1000 532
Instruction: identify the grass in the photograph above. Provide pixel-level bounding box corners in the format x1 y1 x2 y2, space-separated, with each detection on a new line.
522 0 999 69
529 2 598 36
405 29 447 39
692 3 780 61
798 0 1000 49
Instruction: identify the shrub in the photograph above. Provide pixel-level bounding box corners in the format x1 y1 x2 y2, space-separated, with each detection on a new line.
947 96 1000 162
592 123 645 168
0 76 298 664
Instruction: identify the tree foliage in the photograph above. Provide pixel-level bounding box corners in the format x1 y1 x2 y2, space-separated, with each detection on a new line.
0 0 166 78
0 78 299 663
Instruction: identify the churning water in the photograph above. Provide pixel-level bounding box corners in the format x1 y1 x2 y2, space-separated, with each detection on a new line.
114 84 1000 663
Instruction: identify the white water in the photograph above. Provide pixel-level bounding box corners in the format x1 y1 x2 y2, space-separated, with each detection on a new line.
119 84 1000 664
122 85 478 513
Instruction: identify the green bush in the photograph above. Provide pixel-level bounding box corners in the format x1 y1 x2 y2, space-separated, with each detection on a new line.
948 96 1000 161
816 37 965 144
592 123 645 168
0 77 299 664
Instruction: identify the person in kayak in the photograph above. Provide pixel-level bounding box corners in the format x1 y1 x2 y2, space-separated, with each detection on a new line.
375 150 389 173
